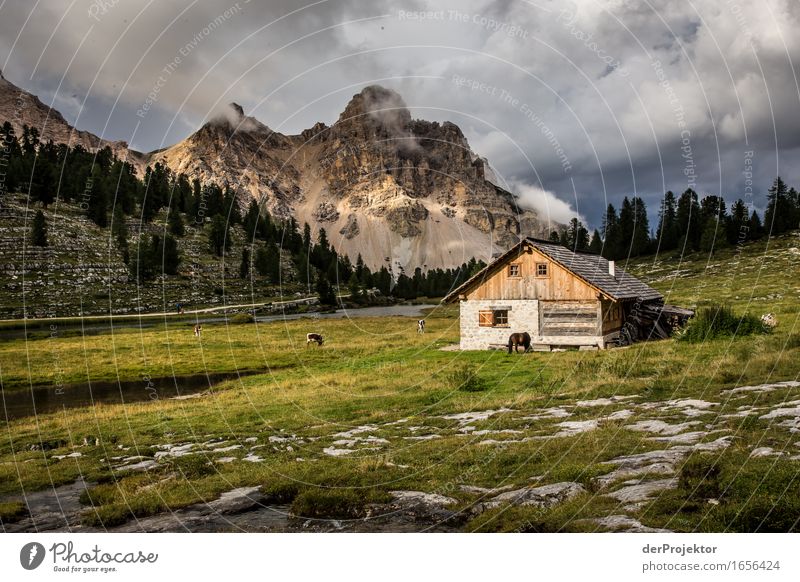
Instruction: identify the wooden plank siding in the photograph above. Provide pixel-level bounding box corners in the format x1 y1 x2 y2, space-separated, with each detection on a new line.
464 247 600 302
601 298 625 335
540 301 599 337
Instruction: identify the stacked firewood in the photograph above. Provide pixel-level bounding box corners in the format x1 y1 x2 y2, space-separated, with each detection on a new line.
617 302 694 346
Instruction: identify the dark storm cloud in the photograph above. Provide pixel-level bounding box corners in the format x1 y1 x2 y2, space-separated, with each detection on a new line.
1 0 798 226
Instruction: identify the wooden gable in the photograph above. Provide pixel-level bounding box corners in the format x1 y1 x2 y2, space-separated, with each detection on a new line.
464 246 601 302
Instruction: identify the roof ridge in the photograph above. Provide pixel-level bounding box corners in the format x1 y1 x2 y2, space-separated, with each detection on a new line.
443 237 663 303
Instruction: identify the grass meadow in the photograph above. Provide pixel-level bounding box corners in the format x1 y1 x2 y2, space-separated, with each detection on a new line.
1 232 798 532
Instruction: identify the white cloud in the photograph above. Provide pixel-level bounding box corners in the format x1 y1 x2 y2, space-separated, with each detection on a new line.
510 181 581 226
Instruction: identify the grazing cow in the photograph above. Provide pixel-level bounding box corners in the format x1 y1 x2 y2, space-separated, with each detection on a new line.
761 313 777 328
507 332 531 354
306 333 324 346
193 324 202 337
417 319 425 334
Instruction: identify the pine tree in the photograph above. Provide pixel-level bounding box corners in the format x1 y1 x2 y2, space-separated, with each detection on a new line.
30 209 48 247
588 229 603 254
151 233 180 275
223 186 241 224
265 244 281 283
699 217 720 253
316 274 337 307
765 176 794 235
631 197 650 256
302 222 312 252
129 235 154 283
239 247 250 279
548 231 561 244
656 191 678 252
728 199 749 245
676 189 701 250
86 165 109 227
376 267 392 296
111 205 129 264
601 204 620 259
207 214 231 256
749 210 763 239
243 199 260 239
355 254 366 282
348 273 362 303
168 206 185 237
565 218 589 251
295 251 312 293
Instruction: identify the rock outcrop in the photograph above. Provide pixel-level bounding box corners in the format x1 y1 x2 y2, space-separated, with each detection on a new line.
0 70 145 168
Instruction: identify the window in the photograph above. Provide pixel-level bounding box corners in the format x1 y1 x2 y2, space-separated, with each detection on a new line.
478 309 509 327
508 263 521 277
536 262 549 277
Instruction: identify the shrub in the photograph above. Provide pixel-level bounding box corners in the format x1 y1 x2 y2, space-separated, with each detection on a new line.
229 313 255 324
680 305 769 343
444 364 487 392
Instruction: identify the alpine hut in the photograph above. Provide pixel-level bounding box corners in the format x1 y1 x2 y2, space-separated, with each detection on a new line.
443 238 667 351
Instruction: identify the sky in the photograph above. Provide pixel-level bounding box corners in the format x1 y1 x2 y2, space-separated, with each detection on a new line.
1 0 799 229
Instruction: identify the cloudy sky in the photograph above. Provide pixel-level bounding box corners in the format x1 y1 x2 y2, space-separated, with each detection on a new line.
1 0 798 228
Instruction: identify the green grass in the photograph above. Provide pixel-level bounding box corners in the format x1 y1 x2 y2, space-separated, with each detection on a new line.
0 500 28 524
1 232 799 532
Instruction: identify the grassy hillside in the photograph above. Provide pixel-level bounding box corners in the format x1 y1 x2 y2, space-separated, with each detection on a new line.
625 232 799 319
0 231 798 532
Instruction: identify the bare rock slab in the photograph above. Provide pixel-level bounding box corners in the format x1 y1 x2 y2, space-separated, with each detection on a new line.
484 482 585 509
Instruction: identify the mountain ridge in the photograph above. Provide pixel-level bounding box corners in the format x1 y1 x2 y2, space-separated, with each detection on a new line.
0 76 557 270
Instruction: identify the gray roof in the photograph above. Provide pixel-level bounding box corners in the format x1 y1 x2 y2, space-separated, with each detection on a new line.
444 237 663 303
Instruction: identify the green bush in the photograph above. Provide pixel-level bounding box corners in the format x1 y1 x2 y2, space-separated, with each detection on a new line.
229 313 255 324
680 305 769 343
444 364 487 392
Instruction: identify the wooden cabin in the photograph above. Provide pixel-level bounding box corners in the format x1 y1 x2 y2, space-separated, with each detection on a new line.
443 238 664 350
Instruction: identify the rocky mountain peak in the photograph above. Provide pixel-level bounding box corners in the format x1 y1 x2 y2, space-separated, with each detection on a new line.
1 79 556 271
205 102 267 135
334 85 413 143
229 102 244 117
